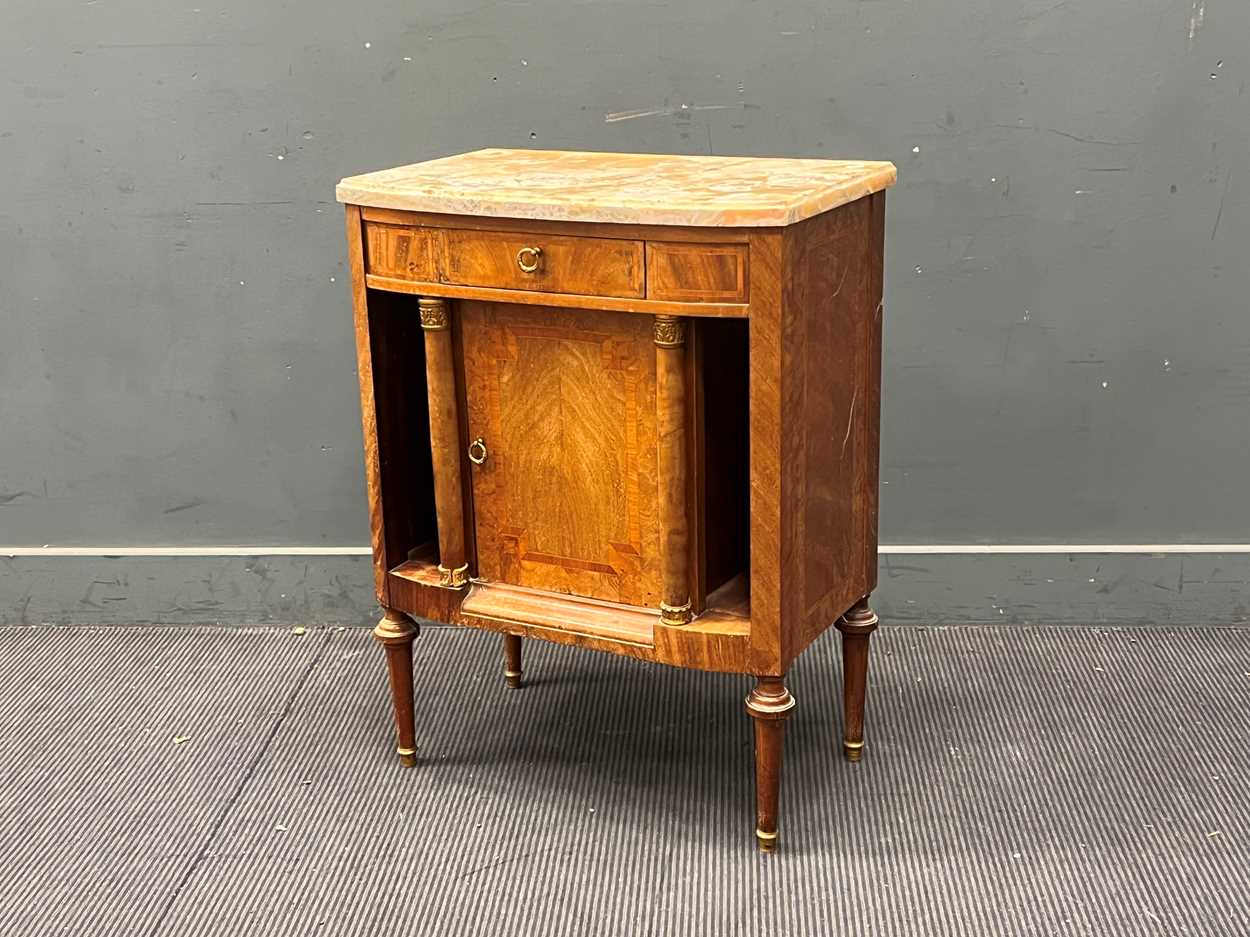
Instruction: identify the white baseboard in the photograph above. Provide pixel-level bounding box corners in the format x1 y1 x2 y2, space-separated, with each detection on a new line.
878 544 1250 555
4 544 1250 557
2 548 1246 626
1 546 374 557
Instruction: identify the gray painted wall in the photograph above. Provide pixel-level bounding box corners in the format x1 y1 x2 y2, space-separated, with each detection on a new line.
2 1 1248 623
2 552 1247 627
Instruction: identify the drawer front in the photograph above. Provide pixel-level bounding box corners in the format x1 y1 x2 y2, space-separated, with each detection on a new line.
364 223 438 281
443 229 644 299
645 242 749 303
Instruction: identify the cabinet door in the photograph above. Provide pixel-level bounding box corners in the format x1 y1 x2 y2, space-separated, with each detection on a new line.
461 302 662 607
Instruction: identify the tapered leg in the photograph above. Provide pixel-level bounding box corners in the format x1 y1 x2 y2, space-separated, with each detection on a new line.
503 633 523 689
835 596 879 762
745 676 796 852
373 607 419 767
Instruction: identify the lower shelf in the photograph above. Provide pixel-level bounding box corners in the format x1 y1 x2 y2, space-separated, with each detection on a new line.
387 557 753 672
460 580 656 649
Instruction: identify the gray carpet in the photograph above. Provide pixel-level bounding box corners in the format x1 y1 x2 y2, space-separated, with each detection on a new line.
1 623 1248 936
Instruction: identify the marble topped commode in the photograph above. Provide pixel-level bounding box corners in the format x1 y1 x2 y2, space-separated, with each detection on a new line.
338 148 896 851
336 148 897 227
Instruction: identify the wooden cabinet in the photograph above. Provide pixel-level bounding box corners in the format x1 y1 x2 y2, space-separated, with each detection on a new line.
338 148 897 850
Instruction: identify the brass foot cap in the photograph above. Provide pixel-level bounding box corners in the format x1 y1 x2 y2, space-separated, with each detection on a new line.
843 740 864 762
756 829 779 852
504 672 523 689
397 747 417 768
659 600 693 626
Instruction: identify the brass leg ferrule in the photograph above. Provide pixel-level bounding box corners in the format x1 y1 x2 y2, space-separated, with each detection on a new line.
397 746 417 768
659 600 693 626
843 739 864 762
756 829 779 852
504 670 523 689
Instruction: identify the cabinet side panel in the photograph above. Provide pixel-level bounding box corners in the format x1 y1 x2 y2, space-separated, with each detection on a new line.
781 194 885 667
745 231 788 675
346 205 390 604
860 193 886 593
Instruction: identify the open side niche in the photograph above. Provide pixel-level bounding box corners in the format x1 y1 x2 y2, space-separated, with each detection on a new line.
696 316 750 619
365 288 438 574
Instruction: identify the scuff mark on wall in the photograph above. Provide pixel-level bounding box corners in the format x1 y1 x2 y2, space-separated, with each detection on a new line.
1211 168 1232 240
1019 0 1072 25
995 123 1141 147
1188 0 1206 46
605 103 734 123
163 498 207 514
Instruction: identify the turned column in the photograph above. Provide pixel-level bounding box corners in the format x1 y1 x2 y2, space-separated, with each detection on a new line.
503 634 523 689
374 607 419 766
746 676 795 852
835 596 879 762
654 314 691 626
419 297 468 588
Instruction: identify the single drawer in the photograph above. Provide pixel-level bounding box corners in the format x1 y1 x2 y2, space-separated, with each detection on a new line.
645 242 749 303
443 229 644 299
364 223 438 281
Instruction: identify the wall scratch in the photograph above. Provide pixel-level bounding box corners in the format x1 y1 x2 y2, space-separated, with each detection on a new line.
994 123 1141 147
1211 168 1232 240
605 103 735 123
1188 0 1206 46
163 499 207 515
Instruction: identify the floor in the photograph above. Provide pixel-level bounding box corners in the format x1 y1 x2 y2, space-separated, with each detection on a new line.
1 623 1248 936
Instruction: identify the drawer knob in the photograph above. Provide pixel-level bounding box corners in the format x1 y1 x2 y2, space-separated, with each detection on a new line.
468 437 488 465
516 245 543 273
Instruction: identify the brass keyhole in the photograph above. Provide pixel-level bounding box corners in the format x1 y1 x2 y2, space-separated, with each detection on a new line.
468 437 488 465
516 246 542 273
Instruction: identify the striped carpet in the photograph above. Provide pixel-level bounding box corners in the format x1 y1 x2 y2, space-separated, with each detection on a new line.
1 623 1248 935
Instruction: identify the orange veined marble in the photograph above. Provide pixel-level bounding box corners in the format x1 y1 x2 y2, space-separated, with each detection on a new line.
336 148 897 227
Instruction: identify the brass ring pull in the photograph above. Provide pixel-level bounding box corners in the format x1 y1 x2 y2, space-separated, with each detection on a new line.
516 245 543 273
468 437 488 465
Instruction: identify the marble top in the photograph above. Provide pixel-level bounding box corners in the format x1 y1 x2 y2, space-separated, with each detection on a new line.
336 148 897 227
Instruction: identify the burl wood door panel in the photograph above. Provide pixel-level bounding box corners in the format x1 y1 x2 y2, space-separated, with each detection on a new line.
461 302 662 607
